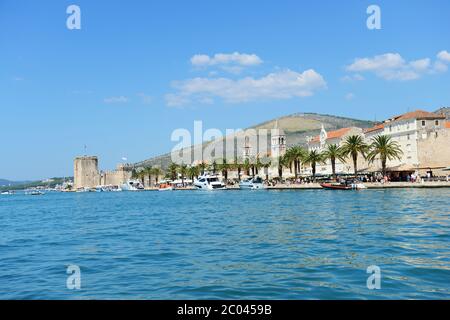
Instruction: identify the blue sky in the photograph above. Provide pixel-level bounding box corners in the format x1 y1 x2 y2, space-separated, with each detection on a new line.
1 0 449 180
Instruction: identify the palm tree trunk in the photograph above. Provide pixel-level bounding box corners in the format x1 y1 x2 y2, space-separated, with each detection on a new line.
352 153 358 175
331 157 336 179
312 162 316 180
294 160 298 179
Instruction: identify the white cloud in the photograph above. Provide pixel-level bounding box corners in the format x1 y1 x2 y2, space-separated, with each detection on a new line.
341 74 364 82
437 50 450 62
166 69 326 106
103 96 129 104
191 52 263 68
346 51 449 81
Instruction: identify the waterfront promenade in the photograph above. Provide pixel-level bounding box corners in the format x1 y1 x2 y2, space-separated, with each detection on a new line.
140 181 450 191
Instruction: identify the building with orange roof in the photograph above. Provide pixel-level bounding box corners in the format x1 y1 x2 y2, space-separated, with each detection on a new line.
361 109 450 178
306 125 364 175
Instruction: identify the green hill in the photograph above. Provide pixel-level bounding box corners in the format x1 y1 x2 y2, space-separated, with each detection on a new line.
134 112 374 170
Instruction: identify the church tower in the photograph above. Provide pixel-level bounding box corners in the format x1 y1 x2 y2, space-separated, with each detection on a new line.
319 124 328 149
271 120 286 158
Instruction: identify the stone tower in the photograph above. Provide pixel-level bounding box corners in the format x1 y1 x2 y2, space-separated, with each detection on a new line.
74 156 100 189
271 120 286 159
319 124 328 149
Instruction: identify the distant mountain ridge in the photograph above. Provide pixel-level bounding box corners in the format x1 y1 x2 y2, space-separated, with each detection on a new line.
435 107 450 119
134 111 375 170
0 179 31 187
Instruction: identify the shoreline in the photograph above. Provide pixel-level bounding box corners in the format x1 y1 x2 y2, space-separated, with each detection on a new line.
139 181 450 191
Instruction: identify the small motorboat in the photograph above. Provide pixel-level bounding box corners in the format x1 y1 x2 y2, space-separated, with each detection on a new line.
320 183 353 190
121 179 144 191
321 180 366 190
1 190 15 195
26 190 45 196
239 176 266 190
158 182 173 191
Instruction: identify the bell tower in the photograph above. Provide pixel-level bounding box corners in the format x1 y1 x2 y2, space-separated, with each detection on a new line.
271 120 286 158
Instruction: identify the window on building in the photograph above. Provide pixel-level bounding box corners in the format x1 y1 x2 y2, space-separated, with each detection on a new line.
407 134 410 140
421 120 426 127
435 120 439 126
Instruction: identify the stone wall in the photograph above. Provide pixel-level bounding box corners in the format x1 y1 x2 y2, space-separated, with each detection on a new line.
100 167 132 186
417 127 450 175
74 156 100 189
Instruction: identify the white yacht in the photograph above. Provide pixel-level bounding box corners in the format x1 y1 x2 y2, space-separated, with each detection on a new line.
121 179 144 191
193 174 226 190
239 176 266 190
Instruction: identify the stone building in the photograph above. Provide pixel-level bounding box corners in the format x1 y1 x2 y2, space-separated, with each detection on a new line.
74 156 100 189
100 164 132 186
74 156 132 189
307 126 364 175
362 110 449 178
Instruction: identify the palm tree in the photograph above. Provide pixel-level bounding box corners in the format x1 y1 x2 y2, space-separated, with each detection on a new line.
322 144 346 179
283 148 295 174
178 164 188 186
187 165 200 182
366 135 403 176
341 135 368 175
145 166 153 187
151 167 163 185
211 160 217 174
131 169 139 180
243 158 251 176
293 146 307 178
303 150 324 180
259 155 272 182
138 169 146 186
233 156 244 181
168 162 179 181
198 161 207 175
217 159 230 182
278 155 290 179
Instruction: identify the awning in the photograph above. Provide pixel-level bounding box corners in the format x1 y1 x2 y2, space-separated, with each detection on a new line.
385 164 417 172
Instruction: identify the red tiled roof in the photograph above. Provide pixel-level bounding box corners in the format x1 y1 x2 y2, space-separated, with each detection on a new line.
310 127 352 143
364 123 384 134
390 110 445 122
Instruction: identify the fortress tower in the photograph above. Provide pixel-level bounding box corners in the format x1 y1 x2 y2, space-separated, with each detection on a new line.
74 156 100 189
271 120 286 159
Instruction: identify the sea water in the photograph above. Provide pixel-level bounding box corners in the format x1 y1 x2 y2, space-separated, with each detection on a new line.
0 189 449 299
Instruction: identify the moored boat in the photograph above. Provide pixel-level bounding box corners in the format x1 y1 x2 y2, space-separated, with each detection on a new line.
121 179 144 191
194 174 226 190
321 180 366 190
239 176 266 190
158 182 173 191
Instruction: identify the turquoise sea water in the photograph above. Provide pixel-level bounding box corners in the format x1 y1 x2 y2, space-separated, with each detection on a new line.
0 189 449 299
